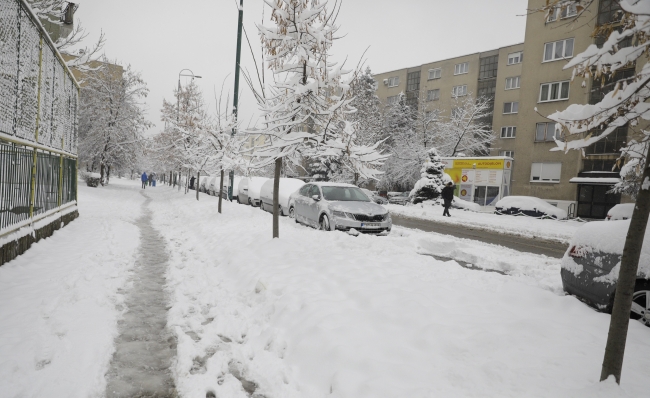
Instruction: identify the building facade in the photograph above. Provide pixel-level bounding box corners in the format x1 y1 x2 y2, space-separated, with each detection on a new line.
373 0 636 218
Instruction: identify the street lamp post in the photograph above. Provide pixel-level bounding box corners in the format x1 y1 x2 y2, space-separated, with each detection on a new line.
177 69 202 123
229 0 244 202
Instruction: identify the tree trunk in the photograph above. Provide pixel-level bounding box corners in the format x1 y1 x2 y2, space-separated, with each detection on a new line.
178 170 182 191
169 171 172 186
100 163 105 185
600 144 650 384
273 157 282 239
107 165 111 184
218 168 224 214
196 171 200 201
185 170 189 194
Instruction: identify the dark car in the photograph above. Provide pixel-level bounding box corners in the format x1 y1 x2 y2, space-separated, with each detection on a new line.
561 219 650 326
387 192 410 205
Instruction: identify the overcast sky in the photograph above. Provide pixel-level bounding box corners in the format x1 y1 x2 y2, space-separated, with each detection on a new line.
74 0 528 135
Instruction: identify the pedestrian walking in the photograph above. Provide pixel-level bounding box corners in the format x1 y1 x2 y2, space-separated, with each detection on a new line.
441 181 455 217
148 173 152 186
189 175 196 190
141 172 148 189
152 173 157 187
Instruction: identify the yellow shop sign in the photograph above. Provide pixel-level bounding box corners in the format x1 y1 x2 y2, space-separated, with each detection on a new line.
452 159 505 169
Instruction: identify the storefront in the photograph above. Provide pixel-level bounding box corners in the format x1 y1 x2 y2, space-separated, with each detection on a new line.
441 157 514 206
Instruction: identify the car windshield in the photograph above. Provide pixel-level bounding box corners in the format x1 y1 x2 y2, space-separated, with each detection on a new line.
321 186 370 202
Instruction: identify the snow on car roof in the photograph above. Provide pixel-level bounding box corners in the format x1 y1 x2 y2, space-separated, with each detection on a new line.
312 182 358 188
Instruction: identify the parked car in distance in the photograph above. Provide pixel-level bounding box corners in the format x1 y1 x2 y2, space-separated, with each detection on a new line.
607 203 635 220
494 196 567 219
561 219 650 326
388 192 410 205
288 182 391 234
199 176 210 193
206 176 220 196
237 177 269 206
361 188 388 205
260 178 305 215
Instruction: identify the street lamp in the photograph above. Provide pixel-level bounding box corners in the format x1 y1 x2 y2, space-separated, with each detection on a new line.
177 69 202 122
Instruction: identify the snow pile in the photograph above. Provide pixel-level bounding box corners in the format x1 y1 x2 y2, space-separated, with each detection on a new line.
145 187 649 397
0 179 144 397
495 196 568 219
607 203 635 220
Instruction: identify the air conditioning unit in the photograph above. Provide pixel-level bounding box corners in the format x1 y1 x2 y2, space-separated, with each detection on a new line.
383 79 388 85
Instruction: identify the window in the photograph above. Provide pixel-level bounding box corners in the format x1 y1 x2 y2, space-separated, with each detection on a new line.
426 89 440 101
452 85 467 97
500 150 514 158
428 68 441 80
477 79 497 100
561 3 578 18
585 126 628 155
406 71 420 92
503 102 519 114
387 76 399 87
387 95 399 105
543 38 574 62
535 122 561 142
454 62 469 75
479 55 498 80
299 185 311 196
530 163 561 182
539 81 570 102
507 51 523 65
501 126 516 138
598 0 623 26
505 76 520 90
309 185 321 198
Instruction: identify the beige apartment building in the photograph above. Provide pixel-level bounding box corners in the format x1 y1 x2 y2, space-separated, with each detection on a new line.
374 0 636 219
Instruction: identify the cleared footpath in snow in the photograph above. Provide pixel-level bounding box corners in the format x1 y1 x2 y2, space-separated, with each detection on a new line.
148 186 650 398
104 193 177 397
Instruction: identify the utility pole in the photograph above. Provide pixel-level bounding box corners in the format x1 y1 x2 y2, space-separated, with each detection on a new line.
228 0 244 201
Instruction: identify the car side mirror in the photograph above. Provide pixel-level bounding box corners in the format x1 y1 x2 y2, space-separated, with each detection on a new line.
312 195 320 201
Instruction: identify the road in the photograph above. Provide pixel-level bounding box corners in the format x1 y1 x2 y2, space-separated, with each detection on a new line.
391 214 568 258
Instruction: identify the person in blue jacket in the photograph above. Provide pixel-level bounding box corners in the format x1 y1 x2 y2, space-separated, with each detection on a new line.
141 172 148 189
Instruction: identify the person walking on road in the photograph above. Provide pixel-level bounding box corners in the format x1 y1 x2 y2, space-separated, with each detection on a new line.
141 172 148 189
441 181 455 217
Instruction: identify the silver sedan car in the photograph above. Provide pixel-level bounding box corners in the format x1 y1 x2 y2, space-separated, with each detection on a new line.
288 183 392 234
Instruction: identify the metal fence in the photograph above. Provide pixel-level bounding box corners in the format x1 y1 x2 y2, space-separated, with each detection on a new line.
0 0 78 235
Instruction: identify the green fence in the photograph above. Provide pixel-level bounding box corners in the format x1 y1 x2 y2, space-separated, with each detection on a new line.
0 0 78 236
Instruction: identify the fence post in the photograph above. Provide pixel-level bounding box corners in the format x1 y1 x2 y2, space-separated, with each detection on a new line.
29 33 45 219
58 138 64 207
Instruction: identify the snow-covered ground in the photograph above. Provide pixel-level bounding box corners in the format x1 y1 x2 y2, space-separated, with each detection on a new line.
1 179 649 397
0 178 144 397
386 202 587 244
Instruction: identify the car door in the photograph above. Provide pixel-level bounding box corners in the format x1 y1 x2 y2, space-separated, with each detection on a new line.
294 184 311 222
305 185 322 225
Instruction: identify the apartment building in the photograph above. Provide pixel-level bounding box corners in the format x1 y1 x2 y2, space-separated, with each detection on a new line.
373 0 636 218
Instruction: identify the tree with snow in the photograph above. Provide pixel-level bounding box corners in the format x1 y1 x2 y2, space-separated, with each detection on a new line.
435 93 494 157
348 67 387 147
78 61 151 183
26 0 106 70
255 0 354 238
410 148 451 205
534 0 650 384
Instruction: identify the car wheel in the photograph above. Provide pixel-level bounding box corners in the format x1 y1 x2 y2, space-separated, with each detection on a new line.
248 198 252 206
260 202 265 211
289 206 296 222
320 214 332 231
630 280 650 327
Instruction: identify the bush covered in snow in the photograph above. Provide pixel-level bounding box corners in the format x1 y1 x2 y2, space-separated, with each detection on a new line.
410 148 452 204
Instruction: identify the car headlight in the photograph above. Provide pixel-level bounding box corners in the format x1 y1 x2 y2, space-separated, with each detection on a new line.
332 210 354 219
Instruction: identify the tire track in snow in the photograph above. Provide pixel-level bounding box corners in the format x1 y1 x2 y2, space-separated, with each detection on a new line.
105 193 177 397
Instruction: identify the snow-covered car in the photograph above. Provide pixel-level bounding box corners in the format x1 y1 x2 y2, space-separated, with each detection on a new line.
288 182 391 234
451 196 480 212
206 176 220 196
259 178 305 215
494 196 567 219
607 203 635 220
361 188 388 205
388 192 410 205
561 220 650 325
237 177 268 206
199 176 210 193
